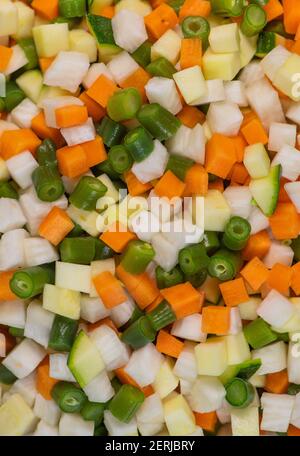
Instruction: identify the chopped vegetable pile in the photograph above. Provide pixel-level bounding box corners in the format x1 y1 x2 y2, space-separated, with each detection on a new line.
2 0 300 438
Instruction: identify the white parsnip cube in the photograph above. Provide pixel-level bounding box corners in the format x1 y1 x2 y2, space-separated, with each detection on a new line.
6 151 39 189
83 62 114 89
112 10 148 53
0 198 27 233
0 229 28 271
11 98 40 129
145 77 182 115
131 140 168 183
268 122 297 152
166 124 206 164
23 237 59 267
207 101 243 136
107 51 138 85
44 51 90 94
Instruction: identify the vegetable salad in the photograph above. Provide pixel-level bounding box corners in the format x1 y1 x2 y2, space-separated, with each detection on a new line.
1 0 300 438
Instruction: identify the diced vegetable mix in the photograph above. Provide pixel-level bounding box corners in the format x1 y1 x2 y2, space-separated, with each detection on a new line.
1 0 300 438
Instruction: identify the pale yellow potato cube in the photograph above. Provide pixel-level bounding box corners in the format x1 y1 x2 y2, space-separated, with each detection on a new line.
151 30 181 65
173 66 207 105
164 394 196 436
195 337 228 376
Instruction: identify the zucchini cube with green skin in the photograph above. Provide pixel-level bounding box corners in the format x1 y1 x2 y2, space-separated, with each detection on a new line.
273 54 300 101
87 14 121 63
16 70 43 103
33 23 70 57
0 394 36 436
243 143 270 179
203 47 241 81
0 0 18 37
68 331 105 388
249 164 281 216
209 23 240 54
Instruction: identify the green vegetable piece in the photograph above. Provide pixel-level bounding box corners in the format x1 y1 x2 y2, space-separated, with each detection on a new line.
0 364 17 385
108 384 145 423
59 237 96 265
243 317 278 349
137 103 181 141
96 116 127 148
124 126 154 162
179 243 210 275
69 176 107 211
208 249 242 281
108 145 133 174
51 381 87 413
146 300 176 331
225 377 255 408
121 316 156 349
222 216 251 251
120 240 155 274
155 266 184 289
146 57 177 79
241 4 267 37
48 315 78 351
32 165 64 202
10 265 55 299
107 88 142 122
166 154 194 181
